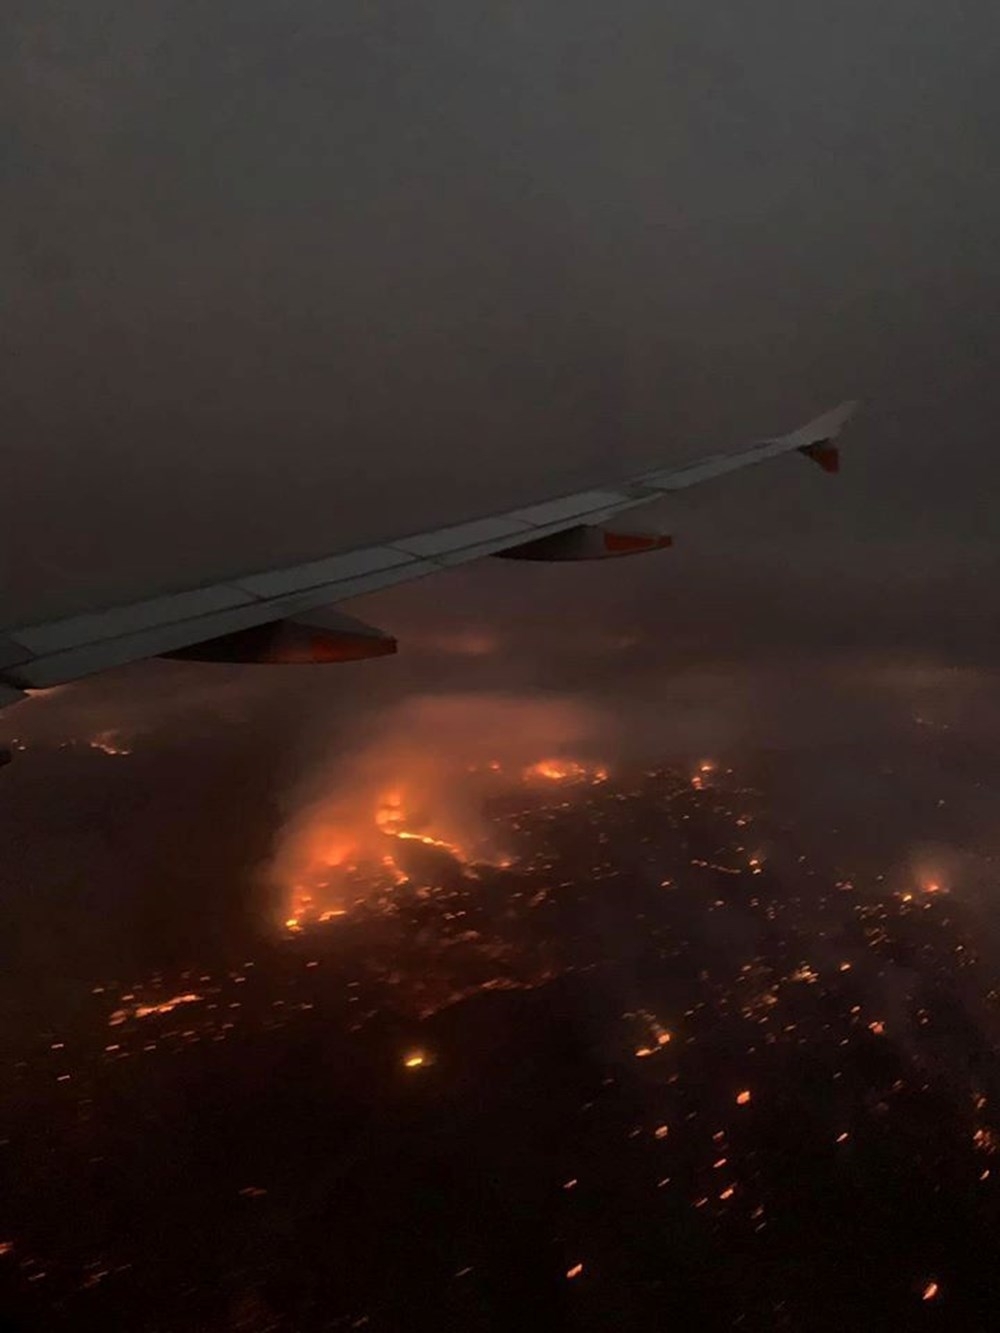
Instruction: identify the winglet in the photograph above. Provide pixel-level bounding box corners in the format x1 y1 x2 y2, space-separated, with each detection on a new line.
784 400 859 474
782 400 860 448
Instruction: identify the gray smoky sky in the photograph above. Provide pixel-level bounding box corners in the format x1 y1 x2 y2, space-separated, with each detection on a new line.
3 0 999 643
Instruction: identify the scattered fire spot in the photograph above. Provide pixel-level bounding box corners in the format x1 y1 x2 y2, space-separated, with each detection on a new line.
88 731 132 757
108 993 202 1027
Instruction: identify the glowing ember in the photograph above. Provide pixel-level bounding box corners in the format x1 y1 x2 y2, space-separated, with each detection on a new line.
973 1127 997 1153
921 1281 939 1302
403 1052 427 1069
790 965 819 984
566 1263 584 1280
654 1125 669 1140
736 1090 752 1106
108 993 202 1026
89 731 132 757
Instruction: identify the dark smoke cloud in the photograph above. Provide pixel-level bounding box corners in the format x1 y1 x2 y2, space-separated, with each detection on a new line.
2 0 998 642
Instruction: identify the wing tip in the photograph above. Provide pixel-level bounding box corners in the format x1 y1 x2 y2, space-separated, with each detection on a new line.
784 399 861 448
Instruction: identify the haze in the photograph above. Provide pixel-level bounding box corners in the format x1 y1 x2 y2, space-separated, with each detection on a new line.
3 0 998 640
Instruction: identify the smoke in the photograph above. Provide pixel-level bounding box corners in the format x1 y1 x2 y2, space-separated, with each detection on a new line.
0 660 280 748
268 689 610 906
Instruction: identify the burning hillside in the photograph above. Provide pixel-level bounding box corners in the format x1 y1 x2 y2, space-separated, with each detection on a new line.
268 690 611 931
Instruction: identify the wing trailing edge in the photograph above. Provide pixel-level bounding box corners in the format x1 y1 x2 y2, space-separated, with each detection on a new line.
0 400 861 710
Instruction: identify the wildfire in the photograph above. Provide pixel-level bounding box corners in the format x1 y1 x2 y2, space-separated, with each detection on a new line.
375 792 405 834
523 759 607 784
630 1009 672 1059
277 748 608 932
108 992 202 1026
89 731 131 757
973 1127 997 1154
277 785 480 930
375 790 466 858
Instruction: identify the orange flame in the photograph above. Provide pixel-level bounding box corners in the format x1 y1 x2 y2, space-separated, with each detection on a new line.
523 758 608 784
278 784 475 929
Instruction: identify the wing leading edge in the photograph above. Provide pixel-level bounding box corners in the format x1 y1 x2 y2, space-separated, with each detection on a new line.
0 401 860 705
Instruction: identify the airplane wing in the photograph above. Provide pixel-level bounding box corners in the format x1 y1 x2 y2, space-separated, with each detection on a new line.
0 400 859 709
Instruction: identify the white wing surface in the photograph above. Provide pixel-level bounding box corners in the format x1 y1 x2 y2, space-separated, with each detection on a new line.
0 401 860 706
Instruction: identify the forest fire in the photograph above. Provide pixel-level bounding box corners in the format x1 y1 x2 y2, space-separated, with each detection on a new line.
8 725 1000 1328
375 791 464 858
277 783 481 930
276 743 605 930
266 692 606 930
523 759 608 783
